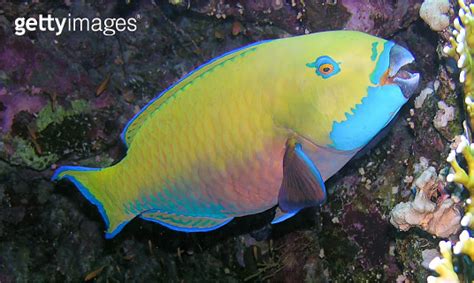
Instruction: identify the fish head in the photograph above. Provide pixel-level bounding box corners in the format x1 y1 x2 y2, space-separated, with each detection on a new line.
282 31 419 151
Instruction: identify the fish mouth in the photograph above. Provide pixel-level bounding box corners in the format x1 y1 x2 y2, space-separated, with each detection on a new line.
381 44 420 99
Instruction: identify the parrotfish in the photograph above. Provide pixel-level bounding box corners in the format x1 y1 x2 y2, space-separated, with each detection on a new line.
52 31 419 238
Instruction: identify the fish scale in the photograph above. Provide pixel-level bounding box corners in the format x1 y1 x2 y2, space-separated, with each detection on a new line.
125 55 274 210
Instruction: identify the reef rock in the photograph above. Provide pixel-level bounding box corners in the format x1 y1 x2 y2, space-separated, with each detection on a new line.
390 166 461 238
187 0 422 36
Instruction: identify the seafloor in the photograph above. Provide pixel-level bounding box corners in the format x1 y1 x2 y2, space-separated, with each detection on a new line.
0 0 462 282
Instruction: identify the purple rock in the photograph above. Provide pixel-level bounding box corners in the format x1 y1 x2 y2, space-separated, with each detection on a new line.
341 0 422 36
0 87 46 133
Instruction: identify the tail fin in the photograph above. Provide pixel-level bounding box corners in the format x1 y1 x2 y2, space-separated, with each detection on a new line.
52 166 134 239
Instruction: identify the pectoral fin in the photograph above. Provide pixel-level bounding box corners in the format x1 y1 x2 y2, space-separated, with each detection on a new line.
278 139 327 213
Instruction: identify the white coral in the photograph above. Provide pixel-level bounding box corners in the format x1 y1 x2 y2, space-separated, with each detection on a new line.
390 166 461 238
433 101 455 129
420 0 450 31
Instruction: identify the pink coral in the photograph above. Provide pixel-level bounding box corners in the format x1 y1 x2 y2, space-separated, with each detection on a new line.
390 166 462 238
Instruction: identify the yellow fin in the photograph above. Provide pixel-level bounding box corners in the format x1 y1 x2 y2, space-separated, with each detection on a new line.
52 166 135 239
120 41 268 146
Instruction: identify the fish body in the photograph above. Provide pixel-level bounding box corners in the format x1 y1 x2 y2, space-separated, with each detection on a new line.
52 31 419 238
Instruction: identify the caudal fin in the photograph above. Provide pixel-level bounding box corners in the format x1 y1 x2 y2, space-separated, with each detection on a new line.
52 165 134 238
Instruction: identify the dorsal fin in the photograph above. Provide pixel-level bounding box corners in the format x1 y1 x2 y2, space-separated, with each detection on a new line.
120 40 271 147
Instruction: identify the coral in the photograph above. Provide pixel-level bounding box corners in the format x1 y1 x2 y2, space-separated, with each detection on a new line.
453 230 474 261
9 137 58 171
433 101 456 130
427 241 459 283
429 2 474 280
0 100 91 171
415 86 434 109
443 0 474 127
447 136 474 221
35 100 89 132
428 230 474 282
390 166 461 238
419 0 450 31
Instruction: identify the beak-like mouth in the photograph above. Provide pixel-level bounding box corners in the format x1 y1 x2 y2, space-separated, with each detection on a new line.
382 44 420 98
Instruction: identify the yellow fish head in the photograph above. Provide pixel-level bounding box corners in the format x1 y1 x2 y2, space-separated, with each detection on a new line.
282 31 419 151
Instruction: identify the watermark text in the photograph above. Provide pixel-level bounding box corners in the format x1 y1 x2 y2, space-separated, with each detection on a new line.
14 14 138 36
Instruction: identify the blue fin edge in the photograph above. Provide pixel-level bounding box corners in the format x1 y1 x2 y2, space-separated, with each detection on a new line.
295 144 327 204
271 210 299 224
51 165 100 181
119 39 274 146
140 212 233 233
51 166 128 239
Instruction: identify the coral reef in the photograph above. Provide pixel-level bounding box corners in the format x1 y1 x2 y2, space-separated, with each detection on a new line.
0 0 455 282
187 0 422 36
428 1 474 282
390 164 461 238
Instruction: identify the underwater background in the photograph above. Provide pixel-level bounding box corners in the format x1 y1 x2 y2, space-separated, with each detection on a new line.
0 0 465 282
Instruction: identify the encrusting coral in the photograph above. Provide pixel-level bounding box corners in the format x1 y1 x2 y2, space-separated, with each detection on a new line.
390 165 461 238
428 0 474 281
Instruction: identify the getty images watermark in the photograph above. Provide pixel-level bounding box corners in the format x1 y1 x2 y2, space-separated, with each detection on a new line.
14 14 138 36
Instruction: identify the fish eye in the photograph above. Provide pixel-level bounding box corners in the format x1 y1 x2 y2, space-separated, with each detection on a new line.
319 63 334 75
306 56 341 79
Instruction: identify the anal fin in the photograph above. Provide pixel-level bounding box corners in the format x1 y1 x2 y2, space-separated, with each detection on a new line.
278 139 327 213
140 210 233 232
